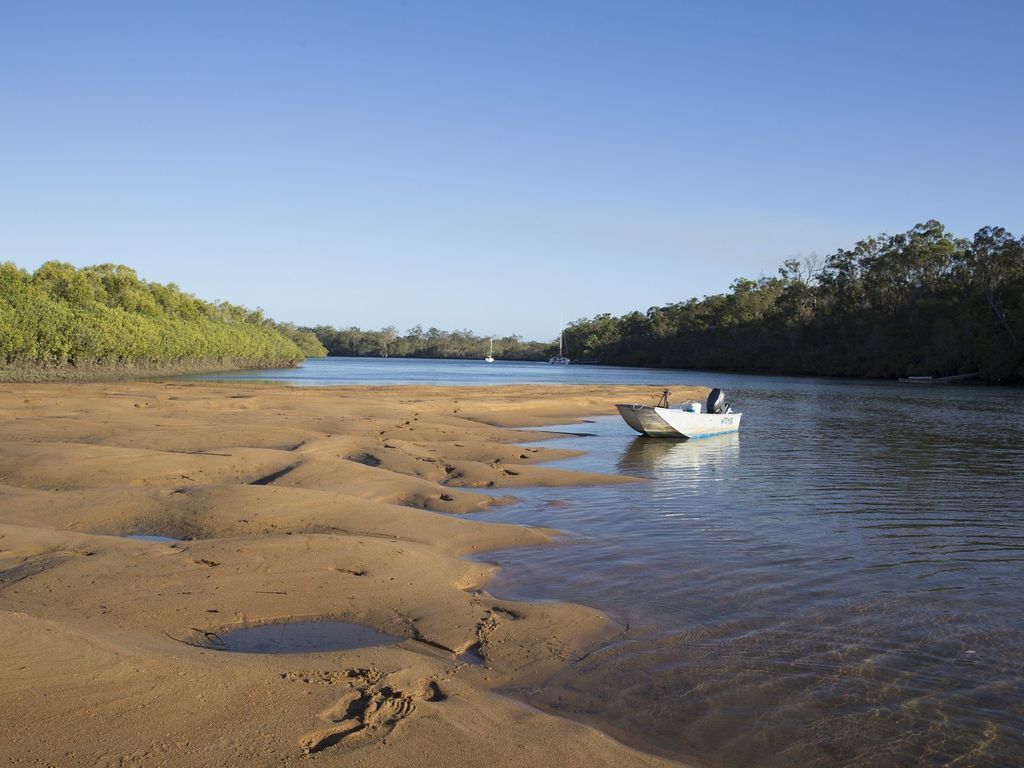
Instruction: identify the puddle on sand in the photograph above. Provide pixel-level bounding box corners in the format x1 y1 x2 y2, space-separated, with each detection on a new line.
123 534 180 543
210 621 403 654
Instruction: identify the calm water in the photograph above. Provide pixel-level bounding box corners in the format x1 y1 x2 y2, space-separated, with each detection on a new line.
184 355 733 387
211 620 402 654
183 359 1024 767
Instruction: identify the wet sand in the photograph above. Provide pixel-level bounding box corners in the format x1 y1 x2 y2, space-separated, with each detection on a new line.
0 381 703 767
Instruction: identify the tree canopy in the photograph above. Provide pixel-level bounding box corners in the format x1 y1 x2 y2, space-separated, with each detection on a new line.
7 221 1021 384
310 324 554 361
562 222 1024 383
0 261 326 373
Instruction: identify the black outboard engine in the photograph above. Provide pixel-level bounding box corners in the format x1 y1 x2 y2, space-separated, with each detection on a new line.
706 388 727 414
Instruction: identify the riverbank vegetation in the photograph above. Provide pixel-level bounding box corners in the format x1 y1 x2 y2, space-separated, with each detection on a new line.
564 222 1024 383
0 262 326 380
311 325 553 361
7 220 1020 384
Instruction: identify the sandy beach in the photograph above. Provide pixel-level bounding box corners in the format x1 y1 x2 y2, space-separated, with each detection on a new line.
0 381 704 768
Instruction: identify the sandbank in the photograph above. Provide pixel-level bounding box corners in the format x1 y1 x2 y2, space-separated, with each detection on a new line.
0 381 704 767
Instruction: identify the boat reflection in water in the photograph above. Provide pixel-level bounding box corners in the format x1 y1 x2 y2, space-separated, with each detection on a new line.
617 432 741 502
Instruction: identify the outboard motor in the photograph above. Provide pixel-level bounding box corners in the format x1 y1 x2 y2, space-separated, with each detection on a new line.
706 388 727 414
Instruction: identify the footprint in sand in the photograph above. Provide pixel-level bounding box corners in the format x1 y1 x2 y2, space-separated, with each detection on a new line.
295 668 445 755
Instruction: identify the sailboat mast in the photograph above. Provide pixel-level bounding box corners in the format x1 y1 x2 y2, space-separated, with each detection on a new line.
549 317 570 364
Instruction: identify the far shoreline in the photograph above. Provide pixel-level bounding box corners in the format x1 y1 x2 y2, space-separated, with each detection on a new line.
6 353 1014 390
172 354 1021 391
0 357 302 383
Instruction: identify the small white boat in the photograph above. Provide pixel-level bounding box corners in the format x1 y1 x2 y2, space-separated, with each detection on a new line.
617 388 741 439
549 318 570 364
897 372 978 384
485 338 495 363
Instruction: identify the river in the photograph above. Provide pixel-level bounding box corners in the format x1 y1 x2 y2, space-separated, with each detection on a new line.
187 358 1024 767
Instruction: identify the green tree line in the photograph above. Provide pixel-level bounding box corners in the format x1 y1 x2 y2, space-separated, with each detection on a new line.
11 220 1019 383
311 324 554 361
563 221 1024 383
0 261 326 373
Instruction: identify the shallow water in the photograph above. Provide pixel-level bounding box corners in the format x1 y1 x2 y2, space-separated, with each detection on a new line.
479 393 1024 767
178 359 1024 766
183 355 767 387
122 533 179 543
211 620 402 654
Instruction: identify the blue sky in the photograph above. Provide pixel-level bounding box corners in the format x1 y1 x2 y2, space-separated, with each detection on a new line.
2 1 1021 341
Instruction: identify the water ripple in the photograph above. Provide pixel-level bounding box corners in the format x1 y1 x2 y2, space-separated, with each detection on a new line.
482 379 1024 768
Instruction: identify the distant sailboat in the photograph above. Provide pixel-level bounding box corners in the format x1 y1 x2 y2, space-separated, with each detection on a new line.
485 338 495 363
549 319 570 365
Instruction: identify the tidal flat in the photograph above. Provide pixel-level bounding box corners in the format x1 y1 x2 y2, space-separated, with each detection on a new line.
0 381 695 768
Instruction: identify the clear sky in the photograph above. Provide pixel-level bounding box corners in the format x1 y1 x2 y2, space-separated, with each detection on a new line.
2 1 1021 341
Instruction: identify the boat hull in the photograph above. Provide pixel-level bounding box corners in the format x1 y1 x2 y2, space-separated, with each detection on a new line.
616 404 741 439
